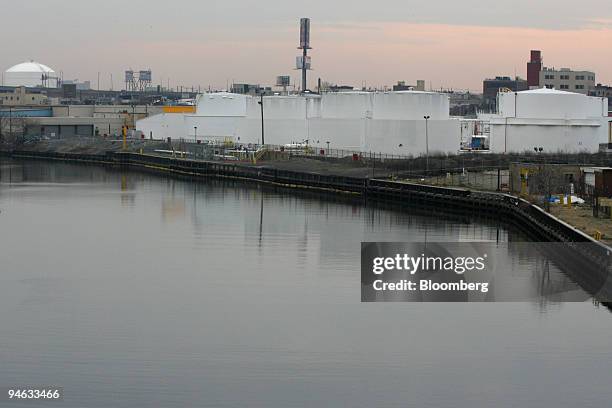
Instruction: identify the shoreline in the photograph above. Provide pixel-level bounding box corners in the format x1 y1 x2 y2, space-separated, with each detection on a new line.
3 149 612 305
2 148 604 245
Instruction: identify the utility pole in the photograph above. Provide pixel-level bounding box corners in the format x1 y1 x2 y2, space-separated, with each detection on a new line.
424 115 430 173
131 104 136 132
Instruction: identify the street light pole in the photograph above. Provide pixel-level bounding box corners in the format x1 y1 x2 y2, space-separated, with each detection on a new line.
9 106 13 141
194 126 198 143
258 93 265 145
424 115 430 173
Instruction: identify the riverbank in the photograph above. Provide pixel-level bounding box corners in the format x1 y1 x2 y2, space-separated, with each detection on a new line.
0 138 396 178
4 148 612 303
2 148 601 244
550 206 612 245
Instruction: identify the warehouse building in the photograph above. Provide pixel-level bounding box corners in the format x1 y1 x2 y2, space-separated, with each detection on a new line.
0 86 49 106
0 105 164 138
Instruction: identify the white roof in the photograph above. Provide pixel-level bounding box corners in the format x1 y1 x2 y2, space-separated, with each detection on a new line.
6 61 55 74
517 87 579 96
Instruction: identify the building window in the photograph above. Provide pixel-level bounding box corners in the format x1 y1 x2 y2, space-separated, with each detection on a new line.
544 74 555 80
588 76 595 81
576 75 585 80
576 85 585 90
545 84 554 89
560 84 569 89
560 75 570 80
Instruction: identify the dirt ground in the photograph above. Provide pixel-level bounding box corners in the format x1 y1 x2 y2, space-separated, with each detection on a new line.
250 157 394 178
549 205 612 244
4 140 395 178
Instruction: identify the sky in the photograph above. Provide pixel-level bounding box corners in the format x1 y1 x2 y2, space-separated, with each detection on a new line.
2 0 612 92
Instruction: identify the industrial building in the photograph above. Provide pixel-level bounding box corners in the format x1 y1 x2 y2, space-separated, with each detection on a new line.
525 50 596 94
482 77 529 111
0 105 165 139
589 84 612 111
392 80 425 92
0 86 48 106
540 68 595 94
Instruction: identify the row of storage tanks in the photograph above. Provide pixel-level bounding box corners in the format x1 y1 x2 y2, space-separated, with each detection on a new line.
137 89 611 155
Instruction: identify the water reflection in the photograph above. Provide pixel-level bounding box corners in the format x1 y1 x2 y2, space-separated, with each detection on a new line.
1 158 612 408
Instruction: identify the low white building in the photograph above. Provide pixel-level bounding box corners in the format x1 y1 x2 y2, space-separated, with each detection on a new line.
137 91 462 155
483 88 610 153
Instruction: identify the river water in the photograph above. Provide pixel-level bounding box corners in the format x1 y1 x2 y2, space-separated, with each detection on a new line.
0 159 611 407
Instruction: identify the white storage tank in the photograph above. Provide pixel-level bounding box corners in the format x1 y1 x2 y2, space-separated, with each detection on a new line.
485 88 610 153
320 91 449 120
4 61 55 88
498 88 607 120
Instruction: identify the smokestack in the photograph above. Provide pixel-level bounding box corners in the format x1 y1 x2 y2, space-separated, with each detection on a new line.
527 50 542 88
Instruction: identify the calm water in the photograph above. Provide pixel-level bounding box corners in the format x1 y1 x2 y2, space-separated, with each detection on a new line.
0 159 611 408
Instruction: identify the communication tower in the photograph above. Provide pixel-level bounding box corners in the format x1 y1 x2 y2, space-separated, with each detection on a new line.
297 18 312 93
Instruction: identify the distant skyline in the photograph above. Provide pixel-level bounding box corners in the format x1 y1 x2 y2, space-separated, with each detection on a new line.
2 1 612 92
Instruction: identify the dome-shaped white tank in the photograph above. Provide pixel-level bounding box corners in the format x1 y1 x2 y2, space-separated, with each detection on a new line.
4 61 55 88
498 88 607 120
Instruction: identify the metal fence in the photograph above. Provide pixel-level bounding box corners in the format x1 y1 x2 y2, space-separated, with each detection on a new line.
401 169 511 192
136 138 417 163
